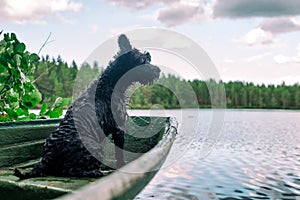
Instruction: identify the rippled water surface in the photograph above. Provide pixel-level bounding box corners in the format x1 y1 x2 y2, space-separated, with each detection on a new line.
131 109 300 200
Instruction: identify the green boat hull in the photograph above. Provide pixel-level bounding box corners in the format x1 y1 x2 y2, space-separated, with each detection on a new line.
0 116 177 200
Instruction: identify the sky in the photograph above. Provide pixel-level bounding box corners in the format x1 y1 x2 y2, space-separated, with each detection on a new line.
1 0 300 85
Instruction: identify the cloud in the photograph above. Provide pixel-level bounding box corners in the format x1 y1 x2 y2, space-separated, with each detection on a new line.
213 0 300 18
105 0 172 10
0 0 82 24
106 0 300 28
106 0 209 27
274 43 300 64
157 1 205 26
260 17 300 34
236 17 300 46
235 27 273 46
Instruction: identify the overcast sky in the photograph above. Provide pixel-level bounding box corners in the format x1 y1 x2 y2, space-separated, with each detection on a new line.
1 0 300 85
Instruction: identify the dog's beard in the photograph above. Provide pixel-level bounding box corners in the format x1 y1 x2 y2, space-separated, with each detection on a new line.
140 77 156 85
134 64 160 86
138 71 160 86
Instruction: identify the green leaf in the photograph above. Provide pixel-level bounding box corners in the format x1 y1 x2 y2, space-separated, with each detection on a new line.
7 92 19 103
39 103 48 115
11 33 17 41
49 107 63 118
11 67 20 78
24 82 34 92
7 46 13 55
14 54 22 66
0 101 5 111
5 108 18 120
4 33 9 42
29 113 36 119
0 75 6 82
61 98 70 108
55 107 63 116
0 39 6 49
52 97 63 108
48 111 56 118
23 101 33 109
20 106 29 116
0 113 9 122
22 90 42 109
0 57 7 67
14 43 26 54
29 53 39 63
16 107 24 116
30 90 42 105
0 64 6 73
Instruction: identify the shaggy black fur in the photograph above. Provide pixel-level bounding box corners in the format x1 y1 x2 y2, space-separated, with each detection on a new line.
14 34 160 179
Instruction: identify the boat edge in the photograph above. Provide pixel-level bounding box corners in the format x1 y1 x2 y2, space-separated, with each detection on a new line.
58 117 178 200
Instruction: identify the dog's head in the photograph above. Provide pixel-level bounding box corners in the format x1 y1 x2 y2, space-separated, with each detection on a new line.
112 34 160 86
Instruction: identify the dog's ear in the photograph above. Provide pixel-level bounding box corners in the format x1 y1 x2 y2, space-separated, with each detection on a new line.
118 34 132 52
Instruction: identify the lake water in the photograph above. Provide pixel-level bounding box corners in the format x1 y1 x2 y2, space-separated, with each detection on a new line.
129 109 300 200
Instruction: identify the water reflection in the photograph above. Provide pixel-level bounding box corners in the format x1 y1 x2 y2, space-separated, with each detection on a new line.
134 109 300 199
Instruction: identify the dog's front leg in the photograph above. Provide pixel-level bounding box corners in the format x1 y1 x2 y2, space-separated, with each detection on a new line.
112 129 125 168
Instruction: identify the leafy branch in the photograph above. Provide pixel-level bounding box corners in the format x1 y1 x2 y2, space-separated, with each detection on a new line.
0 32 65 122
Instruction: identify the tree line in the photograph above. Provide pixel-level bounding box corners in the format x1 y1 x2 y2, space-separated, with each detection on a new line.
32 55 100 106
31 56 300 110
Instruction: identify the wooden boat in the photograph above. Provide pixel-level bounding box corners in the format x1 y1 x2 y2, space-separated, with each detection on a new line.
0 116 177 200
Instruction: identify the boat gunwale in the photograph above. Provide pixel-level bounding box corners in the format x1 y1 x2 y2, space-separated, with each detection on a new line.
59 117 178 200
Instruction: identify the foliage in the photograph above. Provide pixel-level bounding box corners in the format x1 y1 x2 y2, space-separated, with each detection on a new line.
33 55 78 104
72 61 101 98
29 56 300 110
32 57 102 104
0 32 67 122
2 32 298 121
129 75 300 110
223 81 300 109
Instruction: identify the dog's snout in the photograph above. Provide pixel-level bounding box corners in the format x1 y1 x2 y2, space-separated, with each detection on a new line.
154 66 160 76
151 65 160 74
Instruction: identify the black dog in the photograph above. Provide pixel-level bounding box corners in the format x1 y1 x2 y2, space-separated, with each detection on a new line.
15 34 160 178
